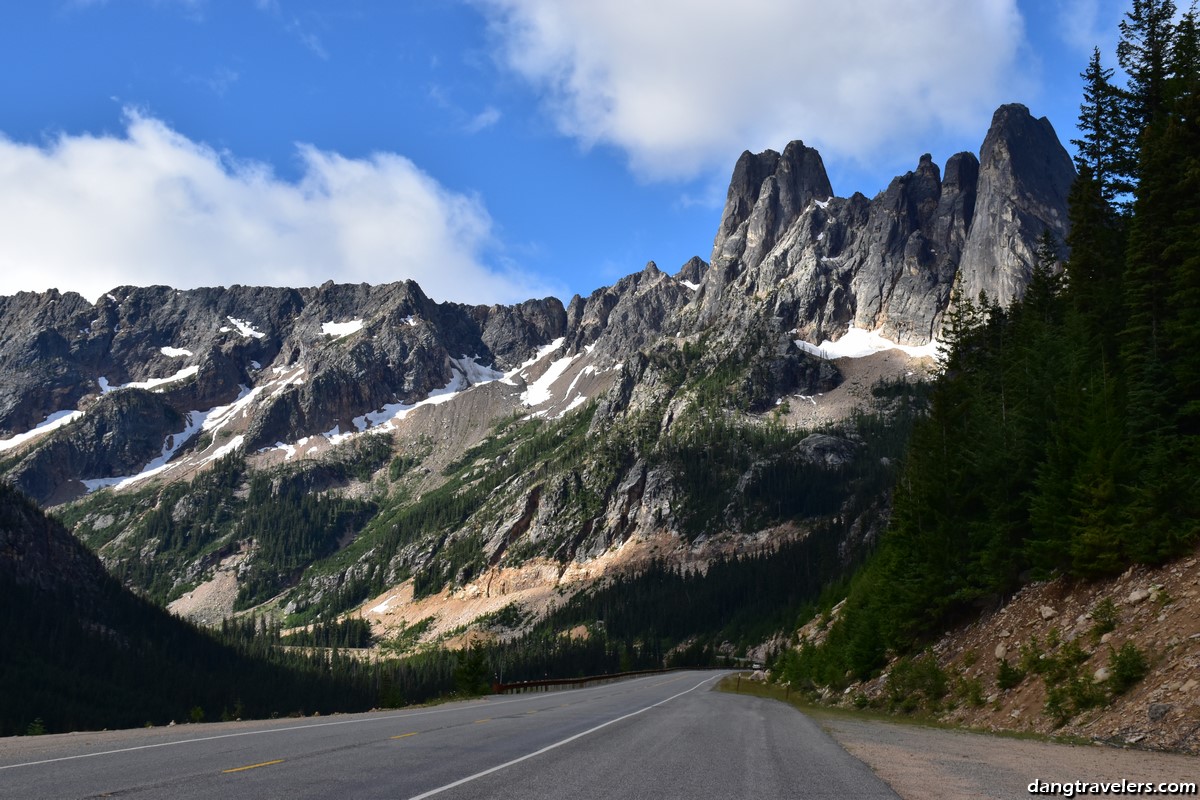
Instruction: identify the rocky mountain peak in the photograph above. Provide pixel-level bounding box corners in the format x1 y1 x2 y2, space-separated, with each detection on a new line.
692 102 1072 348
959 103 1076 305
674 256 708 286
710 141 833 273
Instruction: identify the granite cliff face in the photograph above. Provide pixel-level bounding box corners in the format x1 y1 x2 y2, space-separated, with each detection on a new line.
0 103 1076 633
690 103 1073 347
959 104 1077 304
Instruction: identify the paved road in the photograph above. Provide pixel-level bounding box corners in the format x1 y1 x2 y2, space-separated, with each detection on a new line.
0 671 897 799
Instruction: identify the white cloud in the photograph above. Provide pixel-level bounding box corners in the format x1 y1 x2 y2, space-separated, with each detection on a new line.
286 17 329 60
465 105 503 133
0 110 552 304
478 0 1030 181
1053 0 1124 57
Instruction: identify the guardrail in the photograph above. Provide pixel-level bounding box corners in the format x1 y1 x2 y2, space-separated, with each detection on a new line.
492 668 673 695
492 666 730 694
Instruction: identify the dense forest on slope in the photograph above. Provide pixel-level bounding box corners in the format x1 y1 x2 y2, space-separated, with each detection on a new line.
779 0 1200 687
3 477 663 735
0 482 391 736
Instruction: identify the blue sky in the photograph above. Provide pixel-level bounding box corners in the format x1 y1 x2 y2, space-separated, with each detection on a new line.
0 0 1131 305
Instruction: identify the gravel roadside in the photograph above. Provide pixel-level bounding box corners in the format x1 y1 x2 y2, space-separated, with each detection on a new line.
816 712 1200 799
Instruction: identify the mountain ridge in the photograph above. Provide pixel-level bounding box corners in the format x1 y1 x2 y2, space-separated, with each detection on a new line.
1 103 1074 644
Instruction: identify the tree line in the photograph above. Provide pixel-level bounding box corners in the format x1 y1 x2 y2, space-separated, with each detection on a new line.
779 0 1200 686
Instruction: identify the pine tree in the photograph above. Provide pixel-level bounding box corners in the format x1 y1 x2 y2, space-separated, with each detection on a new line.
1065 167 1126 364
1116 0 1178 195
1167 3 1200 104
1119 0 1178 125
1073 48 1131 203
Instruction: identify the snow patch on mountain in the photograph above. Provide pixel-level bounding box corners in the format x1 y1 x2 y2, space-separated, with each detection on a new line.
0 410 84 453
98 365 200 394
501 338 565 386
521 352 580 406
321 319 364 339
81 409 208 492
794 327 942 360
225 316 265 339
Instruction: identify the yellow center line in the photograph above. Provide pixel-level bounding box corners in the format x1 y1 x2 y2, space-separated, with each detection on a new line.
473 719 490 724
222 759 284 774
391 732 419 740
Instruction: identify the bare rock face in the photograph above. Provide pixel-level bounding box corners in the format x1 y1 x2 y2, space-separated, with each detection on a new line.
845 151 979 343
959 104 1076 305
674 256 708 286
0 279 569 501
702 142 834 328
688 103 1073 350
0 290 109 436
8 390 184 505
564 261 696 362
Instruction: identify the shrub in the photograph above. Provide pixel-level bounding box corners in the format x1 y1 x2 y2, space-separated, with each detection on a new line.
958 675 986 708
996 658 1025 690
1107 642 1148 695
1067 675 1107 713
1019 637 1045 675
885 652 949 713
1045 685 1071 727
1089 598 1119 642
1041 640 1090 686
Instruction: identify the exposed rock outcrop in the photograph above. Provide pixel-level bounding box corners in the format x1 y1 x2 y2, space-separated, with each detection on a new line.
564 261 696 362
959 104 1076 305
688 103 1073 348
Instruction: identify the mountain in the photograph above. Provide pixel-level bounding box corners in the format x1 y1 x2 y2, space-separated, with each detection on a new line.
0 481 374 735
0 103 1074 646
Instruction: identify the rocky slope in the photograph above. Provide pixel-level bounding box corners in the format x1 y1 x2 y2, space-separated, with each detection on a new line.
793 543 1200 754
1 103 1074 641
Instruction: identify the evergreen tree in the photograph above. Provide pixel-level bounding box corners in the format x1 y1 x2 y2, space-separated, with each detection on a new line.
1168 4 1200 101
1073 48 1132 203
1064 167 1126 363
1115 0 1177 186
1119 0 1178 125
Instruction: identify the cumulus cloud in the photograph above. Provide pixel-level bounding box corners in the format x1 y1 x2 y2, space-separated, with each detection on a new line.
0 111 551 304
478 0 1030 181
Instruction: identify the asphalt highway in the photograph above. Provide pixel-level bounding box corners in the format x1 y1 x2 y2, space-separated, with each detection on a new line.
0 671 898 799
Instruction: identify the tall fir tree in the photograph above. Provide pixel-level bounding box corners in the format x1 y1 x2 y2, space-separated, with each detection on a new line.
1116 0 1178 192
1073 48 1132 203
1118 0 1178 124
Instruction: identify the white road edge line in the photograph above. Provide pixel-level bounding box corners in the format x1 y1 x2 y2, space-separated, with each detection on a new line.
0 695 530 772
406 674 720 800
0 673 675 772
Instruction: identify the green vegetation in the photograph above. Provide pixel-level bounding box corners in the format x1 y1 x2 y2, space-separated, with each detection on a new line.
1089 597 1120 641
1107 641 1150 694
280 617 374 649
778 1 1198 694
996 659 1025 690
58 452 379 608
883 652 949 713
380 617 435 656
233 474 375 609
0 483 382 737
